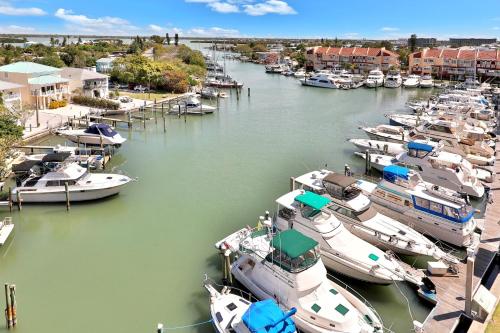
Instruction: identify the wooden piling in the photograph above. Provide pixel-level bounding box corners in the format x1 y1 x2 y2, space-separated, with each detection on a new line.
4 284 11 329
128 111 132 129
9 285 16 327
248 87 250 97
289 177 295 192
225 251 233 285
465 256 475 316
8 187 12 212
64 182 70 211
365 151 371 175
157 323 164 333
16 191 21 211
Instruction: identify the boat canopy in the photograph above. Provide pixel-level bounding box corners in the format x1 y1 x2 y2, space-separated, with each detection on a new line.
84 124 118 137
408 141 433 152
383 165 409 182
271 230 318 259
295 191 331 210
323 173 357 188
242 299 297 333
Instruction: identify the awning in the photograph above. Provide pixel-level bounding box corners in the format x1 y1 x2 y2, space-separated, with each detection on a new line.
295 191 331 210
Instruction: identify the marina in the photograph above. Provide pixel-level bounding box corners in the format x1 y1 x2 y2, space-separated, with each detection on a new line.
0 40 499 333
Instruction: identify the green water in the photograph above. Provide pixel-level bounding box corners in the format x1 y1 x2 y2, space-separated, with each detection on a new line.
0 60 439 333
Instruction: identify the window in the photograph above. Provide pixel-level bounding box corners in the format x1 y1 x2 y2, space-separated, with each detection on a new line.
335 304 350 316
46 180 60 187
430 202 443 214
415 197 430 209
226 303 237 311
443 206 459 219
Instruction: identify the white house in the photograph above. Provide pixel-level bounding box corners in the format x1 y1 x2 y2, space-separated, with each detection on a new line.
60 67 109 98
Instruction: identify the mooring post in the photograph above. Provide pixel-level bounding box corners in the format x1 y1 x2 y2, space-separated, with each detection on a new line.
4 284 11 328
128 111 132 129
16 192 21 211
465 256 475 316
157 323 164 333
248 87 250 97
64 182 70 211
365 151 371 175
8 187 12 212
178 104 181 119
143 107 146 129
289 177 295 191
9 285 16 327
224 250 233 285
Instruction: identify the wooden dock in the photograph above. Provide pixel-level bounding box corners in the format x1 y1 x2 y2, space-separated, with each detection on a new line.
421 143 500 332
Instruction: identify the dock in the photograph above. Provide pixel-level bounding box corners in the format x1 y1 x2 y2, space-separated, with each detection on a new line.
420 143 500 332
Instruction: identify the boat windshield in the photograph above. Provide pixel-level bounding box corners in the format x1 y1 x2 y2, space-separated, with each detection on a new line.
266 246 320 273
354 206 378 221
413 195 474 223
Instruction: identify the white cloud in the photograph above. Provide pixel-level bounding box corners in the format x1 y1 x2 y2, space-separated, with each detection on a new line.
0 24 36 33
208 2 239 13
380 27 399 32
0 5 46 16
492 26 500 31
54 8 139 35
243 0 296 16
186 26 240 37
149 24 164 32
342 32 359 39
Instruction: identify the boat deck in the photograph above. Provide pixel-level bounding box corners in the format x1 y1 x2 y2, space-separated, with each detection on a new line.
421 143 500 332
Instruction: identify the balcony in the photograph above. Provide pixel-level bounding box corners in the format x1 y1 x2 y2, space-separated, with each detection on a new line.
83 80 107 89
31 88 68 96
3 93 21 101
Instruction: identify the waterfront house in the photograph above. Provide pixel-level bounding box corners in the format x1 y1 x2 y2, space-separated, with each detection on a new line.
0 80 23 110
0 62 69 109
305 47 400 73
409 48 500 80
96 57 115 73
60 68 109 98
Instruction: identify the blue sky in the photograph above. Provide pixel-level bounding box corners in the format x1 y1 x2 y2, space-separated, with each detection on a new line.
0 0 499 39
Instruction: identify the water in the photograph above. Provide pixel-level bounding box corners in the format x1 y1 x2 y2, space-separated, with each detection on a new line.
0 60 438 333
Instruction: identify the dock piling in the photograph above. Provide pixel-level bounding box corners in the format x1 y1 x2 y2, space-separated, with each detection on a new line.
365 151 371 175
157 323 164 333
9 285 16 327
8 187 12 212
248 87 250 97
64 182 70 211
4 284 11 329
465 256 475 316
16 192 21 211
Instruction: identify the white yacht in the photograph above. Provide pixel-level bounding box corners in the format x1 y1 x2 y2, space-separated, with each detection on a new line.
362 124 409 143
364 69 384 88
349 138 406 156
359 165 479 248
217 227 384 333
265 64 285 74
57 124 126 146
274 190 407 285
396 141 488 198
171 94 216 115
291 171 451 260
383 71 402 88
336 70 354 86
11 163 131 203
354 152 396 172
302 73 339 89
204 281 297 333
419 75 434 88
0 217 14 246
294 69 307 79
403 75 421 88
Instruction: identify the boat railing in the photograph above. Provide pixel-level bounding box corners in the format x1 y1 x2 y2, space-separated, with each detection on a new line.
203 275 260 303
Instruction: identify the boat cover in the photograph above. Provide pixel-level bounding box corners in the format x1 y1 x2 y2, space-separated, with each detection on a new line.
84 124 118 137
295 191 331 210
271 229 318 259
242 299 297 333
383 165 409 182
408 141 433 152
323 173 357 188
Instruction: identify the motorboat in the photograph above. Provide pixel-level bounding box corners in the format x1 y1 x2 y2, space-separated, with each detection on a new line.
216 227 384 333
364 69 384 88
205 75 243 89
383 71 402 88
171 94 216 115
57 124 126 147
403 75 421 88
265 64 285 74
396 141 489 197
204 280 297 333
362 124 409 143
359 165 479 248
274 190 407 284
419 75 434 88
291 171 452 260
354 151 395 172
0 217 14 246
301 73 339 89
293 69 307 79
349 138 406 156
200 86 220 99
11 162 131 203
336 71 354 86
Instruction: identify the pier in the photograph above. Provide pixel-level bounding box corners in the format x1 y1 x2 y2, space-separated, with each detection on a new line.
420 131 500 332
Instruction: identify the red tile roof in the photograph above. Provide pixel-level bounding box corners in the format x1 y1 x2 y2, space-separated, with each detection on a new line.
326 47 341 55
425 48 442 58
477 50 497 60
339 47 355 56
441 49 459 59
352 48 369 56
457 49 477 60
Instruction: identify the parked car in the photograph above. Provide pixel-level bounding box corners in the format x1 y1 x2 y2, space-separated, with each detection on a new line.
119 96 133 103
133 85 148 92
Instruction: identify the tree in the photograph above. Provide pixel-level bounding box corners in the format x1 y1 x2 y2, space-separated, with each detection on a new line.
166 33 171 45
409 34 417 52
174 33 179 46
62 36 67 47
379 40 393 51
34 55 65 68
78 37 82 44
150 35 164 44
50 37 55 47
0 95 23 178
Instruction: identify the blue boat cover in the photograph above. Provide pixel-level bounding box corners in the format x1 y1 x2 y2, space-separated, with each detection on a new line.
242 299 296 333
383 165 409 182
84 124 118 137
408 141 433 152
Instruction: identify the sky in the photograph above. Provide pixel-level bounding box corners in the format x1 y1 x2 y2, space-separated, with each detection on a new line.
0 0 499 39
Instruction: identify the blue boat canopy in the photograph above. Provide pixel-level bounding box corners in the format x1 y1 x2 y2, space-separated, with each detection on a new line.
84 124 118 137
383 165 409 182
242 299 297 333
408 141 433 152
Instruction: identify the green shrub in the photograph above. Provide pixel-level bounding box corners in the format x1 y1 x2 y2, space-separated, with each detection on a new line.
71 95 119 110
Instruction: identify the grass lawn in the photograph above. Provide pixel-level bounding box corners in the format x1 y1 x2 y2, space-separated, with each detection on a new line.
486 303 500 333
120 91 182 101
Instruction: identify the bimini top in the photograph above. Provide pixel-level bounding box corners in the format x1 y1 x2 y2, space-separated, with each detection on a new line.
242 299 297 333
84 124 118 137
323 173 357 188
295 191 331 210
271 230 318 259
408 141 433 152
383 165 409 182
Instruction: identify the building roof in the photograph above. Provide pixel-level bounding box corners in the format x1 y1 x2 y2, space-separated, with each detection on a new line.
458 49 477 60
477 50 498 60
271 230 318 259
60 67 108 81
0 80 24 91
0 61 60 75
28 75 69 86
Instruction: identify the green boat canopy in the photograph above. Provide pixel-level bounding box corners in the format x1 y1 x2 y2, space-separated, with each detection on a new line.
295 191 331 210
271 230 318 259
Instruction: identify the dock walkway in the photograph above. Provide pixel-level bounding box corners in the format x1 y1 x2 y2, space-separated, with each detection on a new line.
421 144 500 332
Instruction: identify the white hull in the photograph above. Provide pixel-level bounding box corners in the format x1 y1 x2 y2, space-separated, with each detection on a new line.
301 80 338 89
365 80 383 88
365 132 405 144
59 134 124 146
0 224 14 245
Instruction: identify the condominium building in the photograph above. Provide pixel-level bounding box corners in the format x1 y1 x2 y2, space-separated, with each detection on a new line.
409 48 500 80
0 62 69 109
305 47 400 73
60 67 109 98
449 38 497 47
